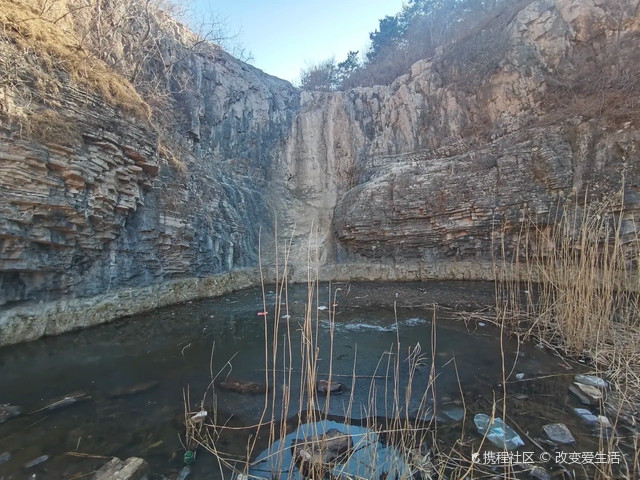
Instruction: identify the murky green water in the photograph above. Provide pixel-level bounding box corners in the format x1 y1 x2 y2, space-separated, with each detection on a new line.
0 282 620 479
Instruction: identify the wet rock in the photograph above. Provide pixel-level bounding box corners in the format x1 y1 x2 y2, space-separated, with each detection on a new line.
569 384 598 405
0 404 23 423
575 374 608 389
217 378 268 394
543 423 575 444
23 455 49 469
94 457 149 480
0 452 10 465
574 408 599 425
109 381 159 398
316 380 344 396
572 382 603 403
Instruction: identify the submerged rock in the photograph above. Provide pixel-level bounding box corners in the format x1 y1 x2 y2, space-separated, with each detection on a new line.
0 404 22 423
575 374 608 389
94 457 149 480
474 414 524 450
543 423 575 445
217 379 268 394
316 380 344 396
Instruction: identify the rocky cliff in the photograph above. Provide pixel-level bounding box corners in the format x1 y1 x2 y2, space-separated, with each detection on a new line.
1 0 639 344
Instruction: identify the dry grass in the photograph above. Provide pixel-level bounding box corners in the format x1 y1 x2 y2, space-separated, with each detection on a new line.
495 195 640 392
21 107 81 145
0 0 150 119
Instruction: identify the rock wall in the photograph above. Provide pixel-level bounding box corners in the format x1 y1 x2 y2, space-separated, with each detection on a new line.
277 0 640 266
1 0 640 344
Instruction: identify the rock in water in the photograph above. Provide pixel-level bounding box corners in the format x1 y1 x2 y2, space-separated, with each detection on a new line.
0 404 23 423
574 408 599 425
316 380 343 396
543 423 575 444
569 384 597 405
575 374 608 389
217 379 268 394
94 457 149 480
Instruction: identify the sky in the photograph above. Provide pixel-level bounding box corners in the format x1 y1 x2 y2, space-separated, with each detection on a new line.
190 0 407 84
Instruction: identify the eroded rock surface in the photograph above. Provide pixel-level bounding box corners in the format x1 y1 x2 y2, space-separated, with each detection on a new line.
1 0 639 344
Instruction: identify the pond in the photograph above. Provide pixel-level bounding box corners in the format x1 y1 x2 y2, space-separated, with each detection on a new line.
0 281 620 479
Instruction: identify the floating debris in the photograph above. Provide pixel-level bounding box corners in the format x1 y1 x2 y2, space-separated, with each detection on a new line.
177 466 191 480
36 392 91 413
293 428 353 476
575 374 608 389
250 420 411 479
109 380 159 398
543 423 575 444
474 414 524 450
218 378 268 394
515 373 525 380
94 457 149 480
317 305 328 311
0 404 23 423
0 452 10 465
189 411 207 423
23 455 49 469
281 314 291 320
316 380 343 396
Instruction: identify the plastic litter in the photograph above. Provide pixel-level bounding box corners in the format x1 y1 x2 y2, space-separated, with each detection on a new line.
183 451 195 465
0 452 10 465
178 466 191 480
474 414 524 450
250 420 411 479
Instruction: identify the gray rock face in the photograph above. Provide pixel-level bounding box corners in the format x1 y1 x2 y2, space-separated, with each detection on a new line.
1 0 639 344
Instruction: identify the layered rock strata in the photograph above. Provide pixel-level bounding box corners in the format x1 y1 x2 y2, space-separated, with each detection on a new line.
1 0 639 345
